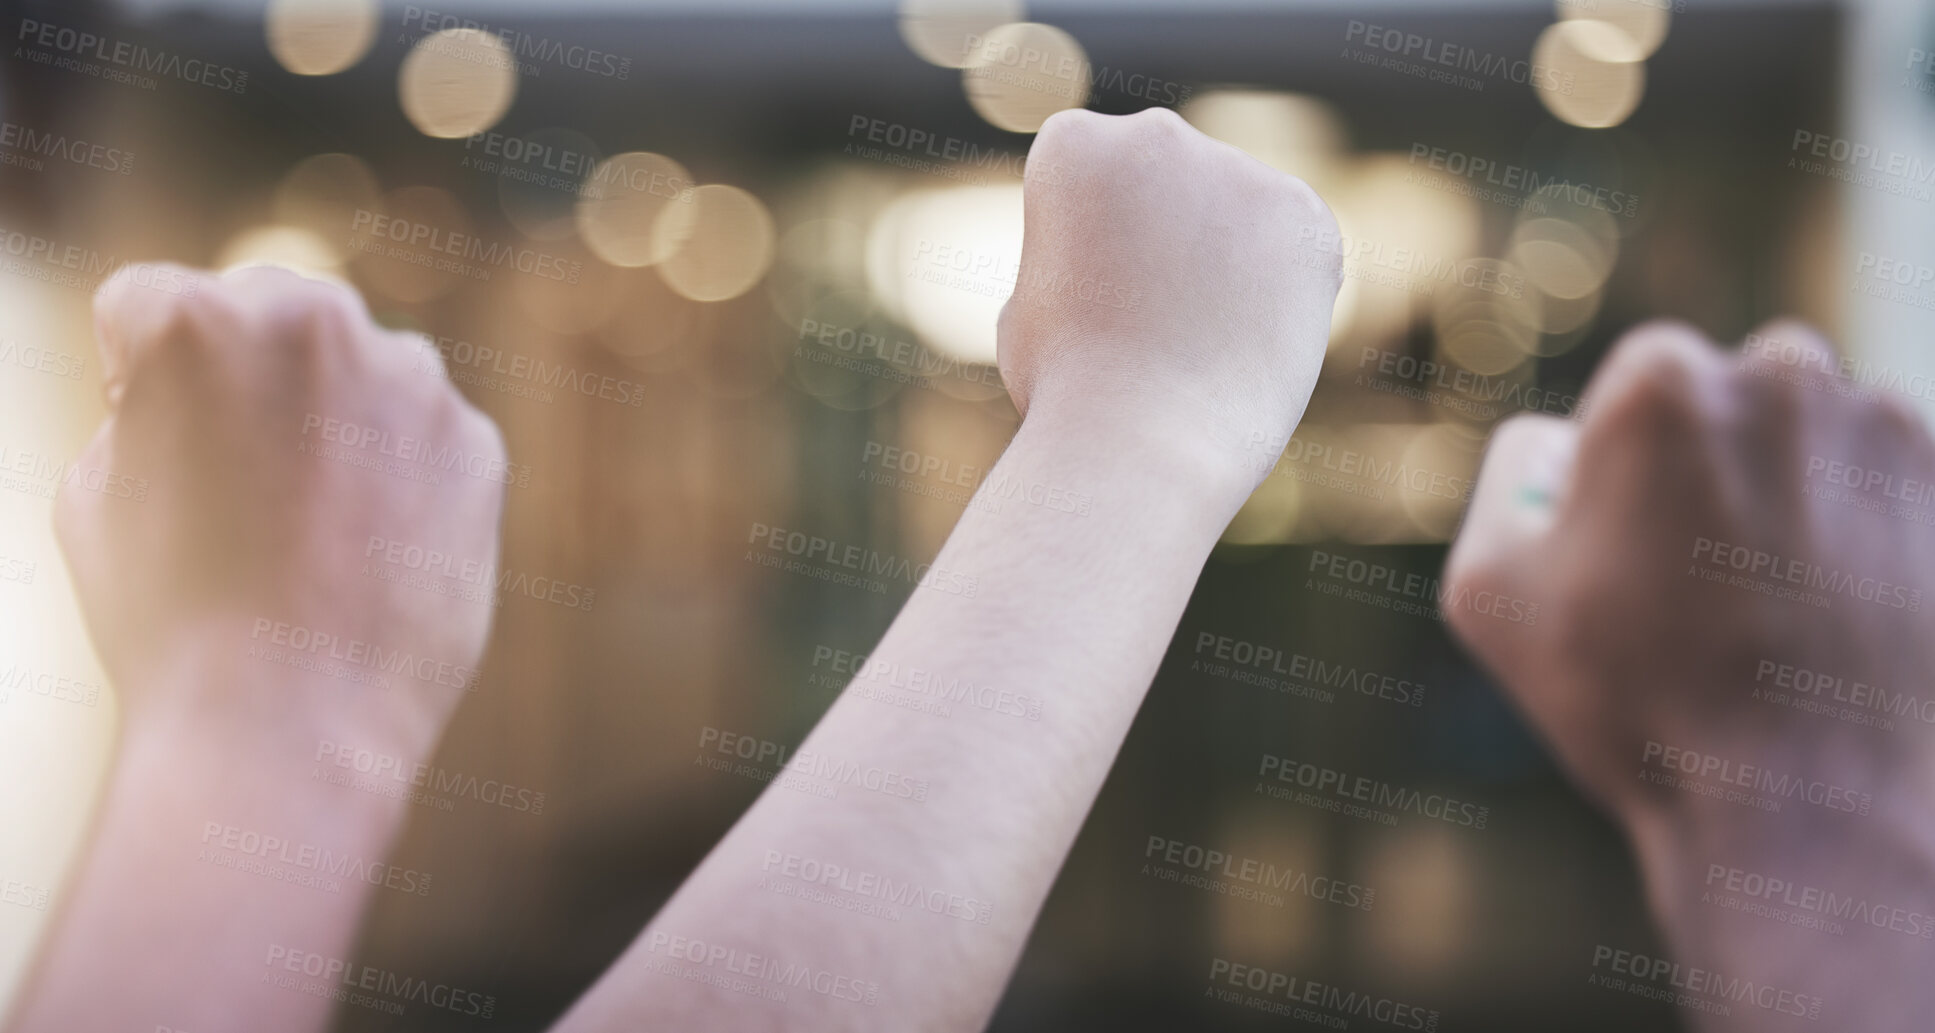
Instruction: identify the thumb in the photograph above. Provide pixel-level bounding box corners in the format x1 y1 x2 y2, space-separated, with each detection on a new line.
1443 413 1578 652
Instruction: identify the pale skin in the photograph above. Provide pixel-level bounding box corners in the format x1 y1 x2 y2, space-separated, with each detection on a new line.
8 108 1343 1033
24 108 1930 1033
8 264 507 1033
1446 320 1935 1032
549 106 1343 1031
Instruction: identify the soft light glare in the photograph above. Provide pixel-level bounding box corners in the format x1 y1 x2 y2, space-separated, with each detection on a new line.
577 152 697 268
1324 153 1481 348
266 0 378 76
654 184 778 303
215 226 346 281
1180 89 1347 187
274 152 382 240
962 22 1090 134
1509 204 1619 339
1533 20 1646 129
1224 471 1301 545
398 28 518 139
350 185 470 302
1509 217 1614 300
1556 0 1671 60
898 0 1026 69
865 184 1021 365
1395 424 1481 540
1434 258 1540 374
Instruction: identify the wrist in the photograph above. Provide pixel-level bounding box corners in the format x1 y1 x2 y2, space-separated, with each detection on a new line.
113 701 416 843
1012 393 1266 521
1626 761 1935 936
119 610 454 778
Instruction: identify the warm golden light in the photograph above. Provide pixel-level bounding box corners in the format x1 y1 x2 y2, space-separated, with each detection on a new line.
1395 424 1482 539
864 184 1022 365
1556 0 1672 60
1434 258 1540 375
1180 89 1348 188
1510 205 1619 339
273 152 382 242
1324 153 1481 347
1223 469 1302 545
398 28 518 139
576 152 697 268
1510 217 1613 301
654 185 778 303
215 226 346 281
348 185 471 302
962 22 1090 134
515 241 621 334
265 0 378 76
1533 20 1647 129
594 268 715 370
898 0 1027 69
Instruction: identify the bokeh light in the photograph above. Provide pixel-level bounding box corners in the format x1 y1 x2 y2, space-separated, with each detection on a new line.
1324 153 1481 348
865 183 1022 365
1180 89 1348 188
1532 20 1647 129
348 185 472 302
273 152 382 244
215 225 345 281
653 185 779 303
962 22 1090 133
898 0 1027 69
577 152 698 268
1433 258 1540 375
1556 0 1672 60
398 28 519 139
265 0 379 77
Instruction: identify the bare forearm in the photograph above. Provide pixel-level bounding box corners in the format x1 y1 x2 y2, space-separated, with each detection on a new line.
6 651 422 1033
553 410 1252 1031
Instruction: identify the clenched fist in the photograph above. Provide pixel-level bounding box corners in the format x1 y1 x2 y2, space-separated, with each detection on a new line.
57 264 505 754
15 264 508 1033
997 107 1342 492
1445 320 1935 1032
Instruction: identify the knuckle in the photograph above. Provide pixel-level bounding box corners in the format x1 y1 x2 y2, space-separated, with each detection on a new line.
291 279 366 333
1130 104 1185 130
1725 348 1805 412
1034 108 1100 149
1122 106 1184 145
1602 322 1715 415
218 263 297 292
135 290 223 368
1737 322 1831 379
264 282 372 364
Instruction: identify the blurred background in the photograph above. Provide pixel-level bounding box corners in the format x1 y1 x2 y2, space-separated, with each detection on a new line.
0 0 1931 1029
